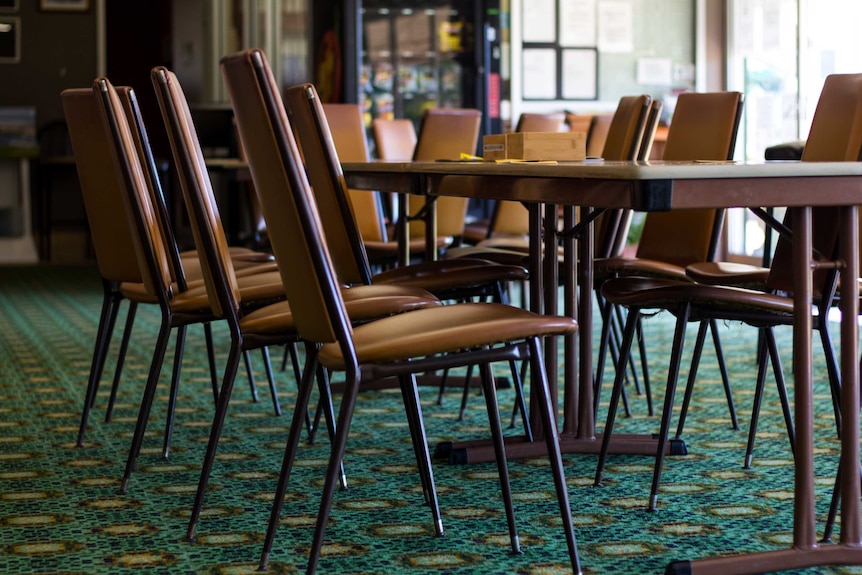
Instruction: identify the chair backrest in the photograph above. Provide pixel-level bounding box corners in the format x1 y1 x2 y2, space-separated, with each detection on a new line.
221 49 350 351
61 88 143 285
515 112 566 133
116 86 189 289
372 118 417 161
593 95 652 258
323 103 389 244
766 73 862 293
288 89 373 285
410 108 482 239
634 91 743 267
151 67 242 319
637 100 663 162
586 114 613 158
89 78 175 307
600 95 650 162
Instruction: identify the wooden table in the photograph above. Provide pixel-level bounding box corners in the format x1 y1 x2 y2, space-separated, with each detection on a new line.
344 158 862 574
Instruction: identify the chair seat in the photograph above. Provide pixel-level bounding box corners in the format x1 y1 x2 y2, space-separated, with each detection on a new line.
372 257 528 292
120 270 287 310
601 276 796 317
363 236 452 259
685 261 771 288
240 284 441 334
594 256 691 283
445 244 532 267
319 302 577 370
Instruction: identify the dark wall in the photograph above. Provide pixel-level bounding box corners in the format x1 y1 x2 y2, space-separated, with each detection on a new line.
106 0 172 158
0 3 98 130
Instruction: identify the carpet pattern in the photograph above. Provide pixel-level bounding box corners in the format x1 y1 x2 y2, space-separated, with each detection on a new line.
0 265 855 574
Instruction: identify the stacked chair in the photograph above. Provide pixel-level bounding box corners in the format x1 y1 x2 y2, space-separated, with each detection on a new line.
287 92 536 427
592 91 744 427
221 47 582 575
144 68 452 538
62 87 282 453
595 74 862 511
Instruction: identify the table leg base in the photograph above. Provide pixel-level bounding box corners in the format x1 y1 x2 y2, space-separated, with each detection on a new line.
669 544 862 575
435 433 687 465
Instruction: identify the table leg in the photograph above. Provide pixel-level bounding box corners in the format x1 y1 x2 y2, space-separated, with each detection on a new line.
436 202 680 465
668 205 862 574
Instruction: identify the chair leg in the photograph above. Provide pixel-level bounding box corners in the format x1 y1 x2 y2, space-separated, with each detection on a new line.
508 359 533 442
479 362 521 555
595 307 640 486
314 367 347 490
709 318 737 429
243 350 259 403
593 295 614 420
162 324 187 460
186 338 242 540
817 317 842 437
743 328 795 468
766 327 794 456
304 363 365 575
204 323 218 404
259 346 320 570
105 300 136 422
743 330 771 470
675 320 708 440
458 364 475 421
399 374 443 535
436 369 449 405
284 342 313 436
121 316 172 494
648 304 691 511
261 346 281 416
77 284 119 447
528 337 581 573
634 315 652 416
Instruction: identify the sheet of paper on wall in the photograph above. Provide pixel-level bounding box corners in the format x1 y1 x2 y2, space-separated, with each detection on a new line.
636 57 673 86
597 1 633 53
522 0 556 42
522 48 558 99
559 0 597 47
562 49 597 99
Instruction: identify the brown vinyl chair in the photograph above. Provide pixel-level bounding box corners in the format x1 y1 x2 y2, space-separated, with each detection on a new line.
408 107 483 246
448 95 652 266
118 85 287 417
372 117 417 160
146 67 443 540
63 87 279 451
637 99 664 162
329 106 451 267
221 48 581 575
592 91 744 423
594 76 862 511
286 86 535 427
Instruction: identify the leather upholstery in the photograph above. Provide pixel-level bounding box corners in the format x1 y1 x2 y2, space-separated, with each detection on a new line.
282 85 528 296
222 49 582 575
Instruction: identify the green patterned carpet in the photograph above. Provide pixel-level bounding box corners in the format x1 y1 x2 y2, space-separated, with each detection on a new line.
0 265 858 574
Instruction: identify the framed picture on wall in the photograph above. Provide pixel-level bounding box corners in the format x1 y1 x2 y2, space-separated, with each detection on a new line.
39 0 89 12
0 17 20 63
0 0 18 13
